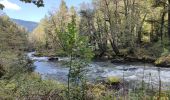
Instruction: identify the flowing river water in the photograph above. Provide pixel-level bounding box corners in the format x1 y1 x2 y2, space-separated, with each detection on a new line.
28 52 170 90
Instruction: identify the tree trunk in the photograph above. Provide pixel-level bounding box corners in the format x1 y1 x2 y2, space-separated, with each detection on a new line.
160 7 166 43
109 39 120 55
103 0 120 55
96 16 107 57
168 0 170 41
150 23 154 42
137 13 147 46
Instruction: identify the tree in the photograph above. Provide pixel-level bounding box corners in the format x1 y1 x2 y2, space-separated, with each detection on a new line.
30 0 72 51
153 0 170 42
79 7 96 48
58 0 69 33
57 15 93 99
29 17 48 50
0 15 29 79
89 1 109 57
54 0 70 51
70 6 77 17
95 0 120 55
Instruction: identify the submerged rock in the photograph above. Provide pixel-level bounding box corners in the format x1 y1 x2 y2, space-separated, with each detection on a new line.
111 58 125 63
119 67 137 71
48 57 59 61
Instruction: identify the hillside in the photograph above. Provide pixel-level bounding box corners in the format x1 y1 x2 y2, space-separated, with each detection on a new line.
11 18 38 32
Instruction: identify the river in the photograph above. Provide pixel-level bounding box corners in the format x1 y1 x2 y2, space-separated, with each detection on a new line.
27 52 170 90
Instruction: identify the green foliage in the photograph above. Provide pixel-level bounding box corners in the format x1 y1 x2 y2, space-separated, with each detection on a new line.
1 0 170 99
0 15 28 51
0 73 65 99
0 15 29 78
161 48 170 56
0 0 44 11
30 0 170 60
85 83 107 99
0 14 47 99
29 0 77 52
0 4 4 10
20 0 44 7
57 15 94 99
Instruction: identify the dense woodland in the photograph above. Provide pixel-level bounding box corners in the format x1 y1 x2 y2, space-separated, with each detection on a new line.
30 0 170 66
1 0 170 99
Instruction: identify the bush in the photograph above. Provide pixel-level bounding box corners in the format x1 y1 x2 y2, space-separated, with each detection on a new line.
0 73 65 99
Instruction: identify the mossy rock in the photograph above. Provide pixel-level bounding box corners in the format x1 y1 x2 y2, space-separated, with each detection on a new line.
105 76 123 90
155 55 170 67
33 52 44 57
106 76 121 85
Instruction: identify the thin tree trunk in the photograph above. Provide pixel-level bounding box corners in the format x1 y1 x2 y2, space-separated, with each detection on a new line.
150 23 154 42
96 16 107 57
109 39 120 55
68 52 73 100
168 0 170 42
160 7 166 43
138 13 147 45
158 68 161 100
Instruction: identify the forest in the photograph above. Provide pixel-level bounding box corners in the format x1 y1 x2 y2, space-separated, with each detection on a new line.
1 0 170 99
30 0 170 66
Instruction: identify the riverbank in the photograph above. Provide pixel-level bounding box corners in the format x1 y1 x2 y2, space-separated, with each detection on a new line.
94 47 170 68
33 43 170 68
34 50 170 68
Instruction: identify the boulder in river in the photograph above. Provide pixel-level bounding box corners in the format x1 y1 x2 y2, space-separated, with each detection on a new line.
48 57 59 61
105 76 122 90
155 55 170 67
119 67 137 71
